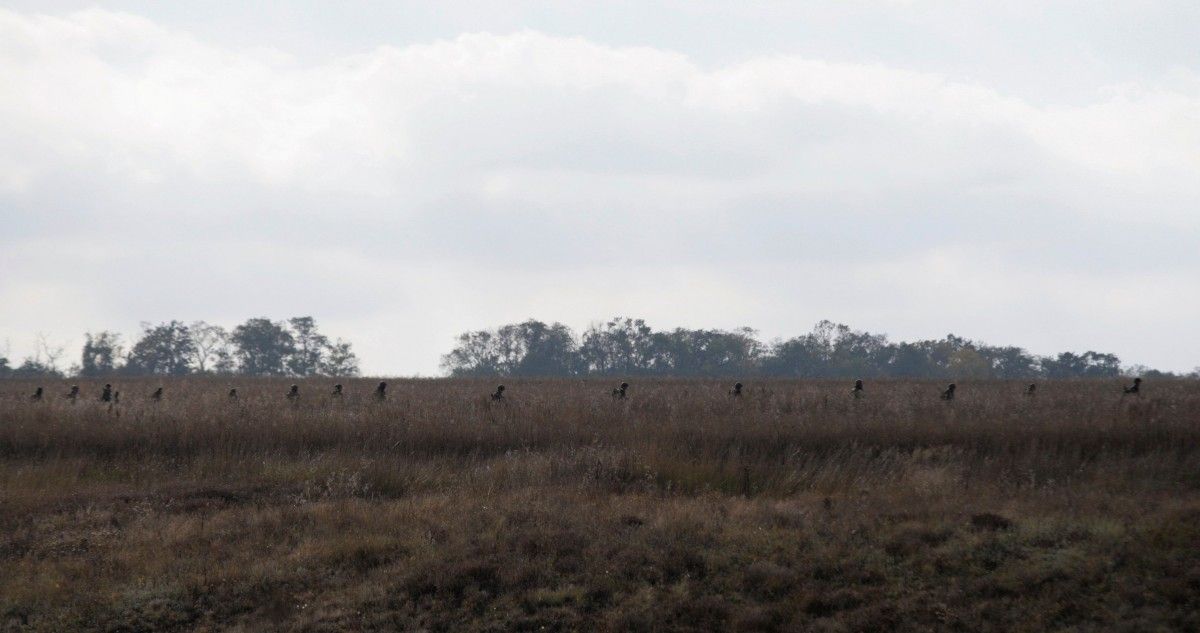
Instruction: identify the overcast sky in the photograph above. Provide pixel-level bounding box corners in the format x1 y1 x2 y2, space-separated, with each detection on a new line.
2 1 1198 376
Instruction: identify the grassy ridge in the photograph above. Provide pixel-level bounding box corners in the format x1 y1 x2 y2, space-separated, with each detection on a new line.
2 378 1199 631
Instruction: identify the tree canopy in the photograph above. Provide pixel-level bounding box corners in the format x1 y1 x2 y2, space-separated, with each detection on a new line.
441 317 1184 379
0 316 359 378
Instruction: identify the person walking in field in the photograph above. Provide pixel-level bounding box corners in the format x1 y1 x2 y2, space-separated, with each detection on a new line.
852 379 864 399
491 385 506 401
331 384 343 398
1026 383 1036 396
151 387 163 402
612 382 628 399
287 385 299 402
66 385 79 402
1123 377 1142 396
228 388 239 401
940 383 956 401
730 382 743 397
100 384 113 403
374 381 387 401
30 387 43 402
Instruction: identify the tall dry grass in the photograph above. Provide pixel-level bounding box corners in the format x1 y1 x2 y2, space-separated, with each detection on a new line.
1 377 1198 631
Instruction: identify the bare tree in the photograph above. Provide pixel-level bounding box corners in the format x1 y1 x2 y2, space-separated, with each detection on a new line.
189 321 230 373
35 333 66 374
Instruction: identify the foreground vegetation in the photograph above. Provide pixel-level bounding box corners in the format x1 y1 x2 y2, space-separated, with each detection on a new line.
2 378 1199 632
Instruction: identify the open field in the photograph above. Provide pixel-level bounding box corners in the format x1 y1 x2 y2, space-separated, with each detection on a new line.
2 377 1199 632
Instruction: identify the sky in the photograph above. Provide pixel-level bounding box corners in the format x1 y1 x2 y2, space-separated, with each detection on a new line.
1 1 1198 376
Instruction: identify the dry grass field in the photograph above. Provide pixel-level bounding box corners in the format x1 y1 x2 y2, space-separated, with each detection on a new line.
2 377 1199 632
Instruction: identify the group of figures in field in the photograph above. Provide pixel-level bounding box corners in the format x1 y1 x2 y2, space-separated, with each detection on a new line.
20 377 1147 405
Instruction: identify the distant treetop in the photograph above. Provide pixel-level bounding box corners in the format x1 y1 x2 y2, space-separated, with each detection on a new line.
0 316 359 379
440 317 1183 380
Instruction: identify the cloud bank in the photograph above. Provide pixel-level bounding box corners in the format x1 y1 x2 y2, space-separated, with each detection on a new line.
1 7 1197 374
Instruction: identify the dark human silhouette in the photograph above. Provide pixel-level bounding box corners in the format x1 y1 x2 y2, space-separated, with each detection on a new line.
151 387 163 402
331 384 343 398
100 384 113 403
612 382 629 399
1026 383 1037 396
852 379 864 399
30 387 43 402
228 388 239 401
1123 377 1142 396
374 381 387 401
491 385 506 401
287 385 299 401
941 383 956 401
730 382 743 397
66 385 79 402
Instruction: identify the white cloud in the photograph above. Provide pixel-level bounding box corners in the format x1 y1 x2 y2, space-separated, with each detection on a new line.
0 7 1197 373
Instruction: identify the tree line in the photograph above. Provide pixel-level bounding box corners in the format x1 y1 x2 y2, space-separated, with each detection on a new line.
0 317 358 379
442 317 1192 379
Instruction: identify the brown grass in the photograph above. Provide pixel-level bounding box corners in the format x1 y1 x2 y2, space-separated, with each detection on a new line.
2 377 1199 631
